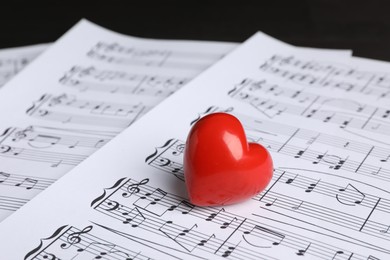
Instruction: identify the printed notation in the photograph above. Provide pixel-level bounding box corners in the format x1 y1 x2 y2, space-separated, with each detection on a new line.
26 93 148 129
0 143 86 167
59 66 188 97
1 125 113 150
24 224 154 260
0 171 54 191
257 169 390 241
0 126 114 167
89 177 384 259
191 106 390 183
259 55 390 99
148 118 390 184
146 137 390 242
228 78 390 136
145 139 185 180
0 57 33 87
240 116 390 183
87 42 225 70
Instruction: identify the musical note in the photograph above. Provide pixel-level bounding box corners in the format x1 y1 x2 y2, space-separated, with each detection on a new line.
243 225 285 247
380 154 390 163
197 234 216 247
205 208 225 222
15 178 38 190
27 134 61 148
305 179 320 193
331 250 344 260
134 188 168 216
221 241 241 258
220 217 238 229
336 184 366 206
122 207 146 228
285 174 297 184
265 198 277 207
159 221 201 252
167 200 195 215
296 242 311 256
292 201 303 210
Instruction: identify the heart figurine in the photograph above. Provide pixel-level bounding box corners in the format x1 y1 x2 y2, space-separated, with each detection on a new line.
184 112 273 206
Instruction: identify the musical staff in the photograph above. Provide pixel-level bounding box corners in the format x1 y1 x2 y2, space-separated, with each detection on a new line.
25 224 154 260
89 177 383 260
146 137 390 241
87 42 226 70
259 55 390 99
0 44 47 87
188 106 390 181
1 125 114 150
0 196 28 212
148 115 390 183
26 93 148 129
60 66 189 97
228 79 390 136
0 171 54 191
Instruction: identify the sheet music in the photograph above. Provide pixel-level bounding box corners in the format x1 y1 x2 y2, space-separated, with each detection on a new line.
0 44 48 87
0 20 351 223
0 20 240 222
0 30 382 259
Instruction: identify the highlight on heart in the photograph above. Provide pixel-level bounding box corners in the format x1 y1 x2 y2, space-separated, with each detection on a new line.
183 112 274 206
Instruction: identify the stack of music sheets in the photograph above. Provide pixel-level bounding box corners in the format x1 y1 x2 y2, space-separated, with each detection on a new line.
0 19 388 259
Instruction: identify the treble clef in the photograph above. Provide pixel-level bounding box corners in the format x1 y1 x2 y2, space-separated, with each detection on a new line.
12 126 33 142
122 178 149 198
60 226 93 249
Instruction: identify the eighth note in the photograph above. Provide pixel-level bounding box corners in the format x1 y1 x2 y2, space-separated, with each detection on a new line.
15 177 38 190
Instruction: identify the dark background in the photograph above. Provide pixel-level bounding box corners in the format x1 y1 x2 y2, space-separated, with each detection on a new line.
1 0 390 61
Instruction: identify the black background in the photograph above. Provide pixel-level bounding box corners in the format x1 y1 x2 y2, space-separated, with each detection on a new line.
1 0 390 61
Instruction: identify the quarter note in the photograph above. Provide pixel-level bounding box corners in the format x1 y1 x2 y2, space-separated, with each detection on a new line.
205 208 225 221
331 250 344 260
285 174 297 184
296 242 311 256
220 217 238 229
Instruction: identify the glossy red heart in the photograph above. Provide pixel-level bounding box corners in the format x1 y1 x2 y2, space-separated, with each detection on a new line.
184 113 273 206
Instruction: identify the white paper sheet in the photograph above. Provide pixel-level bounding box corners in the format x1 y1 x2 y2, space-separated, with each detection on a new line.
0 43 49 87
0 29 385 259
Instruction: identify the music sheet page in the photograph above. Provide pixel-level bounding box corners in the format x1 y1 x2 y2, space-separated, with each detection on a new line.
0 31 385 259
0 43 48 87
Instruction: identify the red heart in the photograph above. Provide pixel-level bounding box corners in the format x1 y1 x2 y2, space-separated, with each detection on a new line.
184 113 273 206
